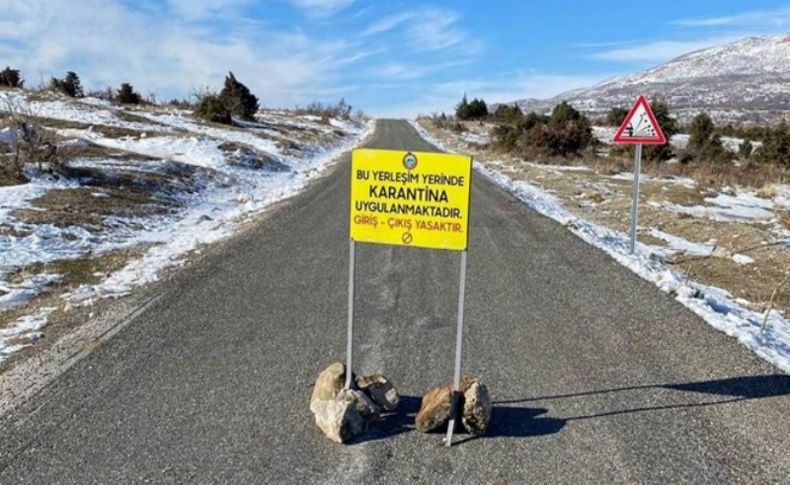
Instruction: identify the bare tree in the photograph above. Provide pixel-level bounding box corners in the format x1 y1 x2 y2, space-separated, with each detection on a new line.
0 94 62 179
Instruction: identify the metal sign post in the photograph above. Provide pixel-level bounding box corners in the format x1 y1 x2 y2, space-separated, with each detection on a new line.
612 95 667 255
629 143 642 254
345 240 356 389
445 250 468 447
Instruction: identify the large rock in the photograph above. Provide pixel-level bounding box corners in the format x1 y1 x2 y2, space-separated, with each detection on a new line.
415 385 453 432
461 379 492 435
310 363 380 443
356 374 400 411
415 377 493 435
312 395 366 443
340 388 381 422
309 362 347 414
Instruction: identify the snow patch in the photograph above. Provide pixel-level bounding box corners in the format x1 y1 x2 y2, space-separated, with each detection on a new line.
411 120 790 374
0 308 55 363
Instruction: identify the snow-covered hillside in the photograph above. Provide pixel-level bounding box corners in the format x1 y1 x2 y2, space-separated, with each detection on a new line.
0 90 371 363
511 33 790 123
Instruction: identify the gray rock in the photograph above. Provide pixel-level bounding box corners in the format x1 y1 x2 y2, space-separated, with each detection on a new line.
310 364 380 443
312 395 365 443
309 362 346 414
461 379 492 435
356 374 400 411
339 388 381 423
415 385 452 432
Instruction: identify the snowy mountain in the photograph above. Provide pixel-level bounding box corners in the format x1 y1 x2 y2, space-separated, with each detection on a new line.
510 33 790 123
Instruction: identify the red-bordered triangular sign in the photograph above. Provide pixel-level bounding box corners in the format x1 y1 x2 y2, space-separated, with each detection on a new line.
612 95 667 145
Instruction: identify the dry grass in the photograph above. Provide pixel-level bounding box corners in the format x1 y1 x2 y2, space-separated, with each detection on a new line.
422 119 790 318
11 186 175 231
0 247 148 372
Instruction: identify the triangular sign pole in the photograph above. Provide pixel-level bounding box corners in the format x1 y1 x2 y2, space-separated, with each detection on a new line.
612 95 667 254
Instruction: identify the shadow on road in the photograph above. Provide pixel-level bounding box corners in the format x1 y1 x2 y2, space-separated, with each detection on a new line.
353 395 421 444
350 375 789 445
453 407 567 446
354 396 566 445
493 374 790 422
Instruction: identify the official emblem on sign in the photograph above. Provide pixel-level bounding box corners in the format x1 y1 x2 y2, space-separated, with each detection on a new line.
613 95 667 145
403 152 418 170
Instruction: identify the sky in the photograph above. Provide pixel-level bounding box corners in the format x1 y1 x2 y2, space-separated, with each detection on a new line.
0 1 788 117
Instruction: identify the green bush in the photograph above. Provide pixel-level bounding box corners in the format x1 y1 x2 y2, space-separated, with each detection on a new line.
193 93 232 125
300 99 354 119
755 120 790 166
0 67 23 88
492 104 522 124
641 100 677 161
456 94 487 120
738 139 753 160
606 107 628 127
50 71 83 98
688 113 715 151
686 113 732 164
491 102 592 158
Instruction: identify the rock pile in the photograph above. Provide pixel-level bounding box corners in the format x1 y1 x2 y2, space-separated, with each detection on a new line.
310 363 399 443
415 376 491 435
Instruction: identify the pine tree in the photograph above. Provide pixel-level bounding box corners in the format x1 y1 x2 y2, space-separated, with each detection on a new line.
688 112 715 151
219 72 259 120
50 71 83 97
0 67 23 88
755 120 790 166
455 93 470 120
116 83 142 104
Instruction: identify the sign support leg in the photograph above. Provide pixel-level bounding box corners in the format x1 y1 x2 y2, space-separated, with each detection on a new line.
345 240 356 389
629 144 642 255
445 250 468 447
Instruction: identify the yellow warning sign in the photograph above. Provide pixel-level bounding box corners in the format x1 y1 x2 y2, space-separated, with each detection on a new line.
350 148 472 251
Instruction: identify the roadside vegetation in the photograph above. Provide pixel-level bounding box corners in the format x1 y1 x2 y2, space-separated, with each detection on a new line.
424 95 790 189
0 64 367 368
418 95 790 325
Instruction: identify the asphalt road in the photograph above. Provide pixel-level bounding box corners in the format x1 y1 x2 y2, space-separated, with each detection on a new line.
1 120 788 484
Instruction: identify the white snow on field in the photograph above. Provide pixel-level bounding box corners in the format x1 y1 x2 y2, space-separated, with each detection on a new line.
610 171 696 188
0 92 162 132
649 228 714 257
592 126 616 145
459 131 490 145
59 129 228 170
657 192 777 222
63 119 373 302
0 92 372 363
593 126 761 154
135 112 281 156
411 119 790 374
0 308 54 363
732 253 755 265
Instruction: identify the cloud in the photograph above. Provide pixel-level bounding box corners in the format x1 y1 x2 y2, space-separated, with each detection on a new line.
0 0 360 106
589 36 745 63
361 12 414 37
285 0 356 17
365 59 473 81
672 6 790 28
360 7 478 53
166 0 254 20
0 0 485 116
